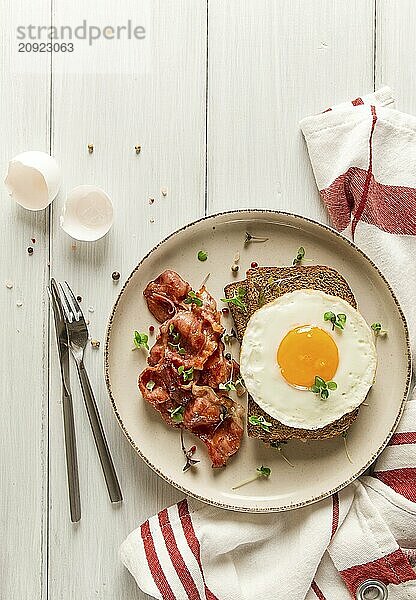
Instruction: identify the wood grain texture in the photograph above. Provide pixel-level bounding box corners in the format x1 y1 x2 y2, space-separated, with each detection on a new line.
207 0 375 223
47 2 206 598
0 2 51 599
1 1 388 598
376 0 416 113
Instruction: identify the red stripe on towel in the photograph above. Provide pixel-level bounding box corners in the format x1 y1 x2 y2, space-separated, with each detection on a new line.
331 493 340 540
178 499 219 600
389 431 416 446
158 508 201 599
352 97 364 106
375 468 416 502
140 520 176 600
351 105 377 237
340 548 416 596
311 580 327 599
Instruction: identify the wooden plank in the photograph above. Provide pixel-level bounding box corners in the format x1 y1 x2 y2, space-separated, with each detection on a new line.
207 0 375 223
47 2 206 598
376 0 416 113
0 2 51 599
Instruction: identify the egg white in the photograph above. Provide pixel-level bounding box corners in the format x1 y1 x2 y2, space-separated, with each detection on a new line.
240 289 377 430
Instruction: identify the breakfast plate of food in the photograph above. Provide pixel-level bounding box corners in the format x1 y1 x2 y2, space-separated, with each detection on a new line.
104 210 411 512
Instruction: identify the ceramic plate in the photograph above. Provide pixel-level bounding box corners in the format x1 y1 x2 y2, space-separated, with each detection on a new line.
104 210 411 512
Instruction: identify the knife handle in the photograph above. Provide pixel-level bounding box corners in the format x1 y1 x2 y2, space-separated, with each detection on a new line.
62 391 81 522
76 360 123 503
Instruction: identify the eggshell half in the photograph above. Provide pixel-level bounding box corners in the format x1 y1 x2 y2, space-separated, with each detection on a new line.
60 185 114 241
5 151 62 210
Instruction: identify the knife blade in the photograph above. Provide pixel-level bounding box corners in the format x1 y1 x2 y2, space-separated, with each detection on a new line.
48 278 81 523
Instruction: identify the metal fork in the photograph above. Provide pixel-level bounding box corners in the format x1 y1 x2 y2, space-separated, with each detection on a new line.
57 281 122 504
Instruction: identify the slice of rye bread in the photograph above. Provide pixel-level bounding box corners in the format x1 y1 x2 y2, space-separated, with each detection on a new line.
223 280 249 342
225 265 359 443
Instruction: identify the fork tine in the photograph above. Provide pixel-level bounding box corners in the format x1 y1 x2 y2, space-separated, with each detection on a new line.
63 281 83 322
57 282 74 324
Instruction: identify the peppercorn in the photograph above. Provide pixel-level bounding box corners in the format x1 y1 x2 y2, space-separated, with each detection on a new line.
76 295 82 303
27 246 34 255
112 271 120 281
251 261 258 268
149 325 155 333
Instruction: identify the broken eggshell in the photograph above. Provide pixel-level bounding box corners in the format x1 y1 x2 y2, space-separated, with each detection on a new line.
60 185 114 241
5 150 62 210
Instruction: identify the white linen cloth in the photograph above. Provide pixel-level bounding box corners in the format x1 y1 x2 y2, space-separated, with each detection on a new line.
120 88 416 600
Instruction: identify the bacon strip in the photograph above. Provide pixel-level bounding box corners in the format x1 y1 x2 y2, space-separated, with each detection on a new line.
140 270 244 467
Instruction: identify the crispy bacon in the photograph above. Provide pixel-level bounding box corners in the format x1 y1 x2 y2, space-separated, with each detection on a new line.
200 409 244 468
149 310 220 371
140 270 245 467
143 270 191 322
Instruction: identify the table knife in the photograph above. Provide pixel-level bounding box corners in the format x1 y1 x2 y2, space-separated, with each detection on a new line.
48 278 81 523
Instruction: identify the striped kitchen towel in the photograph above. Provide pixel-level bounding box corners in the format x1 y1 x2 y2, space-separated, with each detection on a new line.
120 398 416 599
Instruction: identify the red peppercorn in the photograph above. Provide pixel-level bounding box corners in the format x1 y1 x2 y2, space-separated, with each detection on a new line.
251 261 258 268
149 325 155 333
222 307 229 315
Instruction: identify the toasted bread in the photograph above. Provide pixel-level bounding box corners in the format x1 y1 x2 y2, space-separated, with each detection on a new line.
225 265 359 443
223 281 249 342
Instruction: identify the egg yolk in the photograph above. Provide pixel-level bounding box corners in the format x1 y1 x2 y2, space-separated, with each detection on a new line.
277 325 339 388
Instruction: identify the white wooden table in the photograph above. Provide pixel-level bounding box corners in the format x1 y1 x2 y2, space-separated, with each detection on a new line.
1 1 413 597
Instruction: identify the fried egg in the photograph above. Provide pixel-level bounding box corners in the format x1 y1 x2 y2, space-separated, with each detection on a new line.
240 289 377 429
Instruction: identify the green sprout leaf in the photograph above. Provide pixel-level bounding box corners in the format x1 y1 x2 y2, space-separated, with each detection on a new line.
292 246 305 265
219 381 237 392
197 250 208 262
314 376 326 389
170 405 185 423
310 376 338 400
371 322 387 336
168 325 187 356
249 415 272 432
256 465 271 478
133 330 149 351
146 380 155 391
183 290 203 307
178 366 194 382
221 287 247 312
323 311 347 331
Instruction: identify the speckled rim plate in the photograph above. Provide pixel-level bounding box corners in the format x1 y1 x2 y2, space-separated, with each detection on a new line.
104 210 411 513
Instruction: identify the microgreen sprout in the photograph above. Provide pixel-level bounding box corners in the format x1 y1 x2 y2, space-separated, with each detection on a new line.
197 250 208 262
221 287 247 312
310 375 337 399
371 322 388 337
213 404 230 432
270 441 295 468
324 311 347 331
146 380 155 391
170 405 185 424
180 430 200 472
244 231 269 246
183 290 203 307
168 324 186 355
342 431 353 464
248 415 272 433
133 330 149 351
223 328 237 344
177 365 194 382
232 465 272 490
292 246 305 265
219 381 236 392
